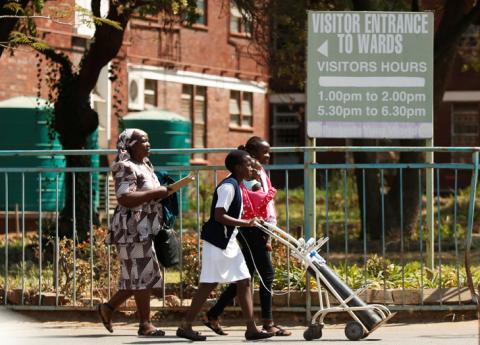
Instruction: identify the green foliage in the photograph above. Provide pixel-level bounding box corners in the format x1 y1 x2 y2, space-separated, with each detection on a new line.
180 231 201 287
329 255 480 290
268 250 480 291
1 228 479 304
74 5 122 31
53 227 120 299
136 0 198 23
3 1 25 14
0 227 120 302
8 31 48 51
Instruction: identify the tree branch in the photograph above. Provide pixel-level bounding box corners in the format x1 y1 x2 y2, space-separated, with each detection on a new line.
0 14 72 25
0 0 30 58
411 0 419 12
29 42 73 77
351 0 374 11
91 0 100 29
435 1 480 61
75 2 131 100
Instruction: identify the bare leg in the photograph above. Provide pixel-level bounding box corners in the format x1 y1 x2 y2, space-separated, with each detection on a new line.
131 289 165 336
108 290 133 310
181 282 217 331
98 289 133 333
235 278 258 334
101 289 133 321
134 289 152 324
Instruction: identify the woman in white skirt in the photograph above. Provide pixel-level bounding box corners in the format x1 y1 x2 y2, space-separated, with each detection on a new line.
176 150 274 341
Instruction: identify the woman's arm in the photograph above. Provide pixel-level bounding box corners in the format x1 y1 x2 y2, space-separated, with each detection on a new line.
117 173 195 208
117 187 169 208
166 173 196 196
214 207 258 228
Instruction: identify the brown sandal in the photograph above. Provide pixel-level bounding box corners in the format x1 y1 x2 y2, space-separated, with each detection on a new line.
245 330 274 340
176 327 207 341
98 303 114 333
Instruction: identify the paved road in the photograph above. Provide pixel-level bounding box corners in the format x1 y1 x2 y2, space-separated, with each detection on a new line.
1 308 478 345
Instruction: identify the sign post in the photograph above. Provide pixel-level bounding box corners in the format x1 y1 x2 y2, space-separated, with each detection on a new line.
306 11 434 267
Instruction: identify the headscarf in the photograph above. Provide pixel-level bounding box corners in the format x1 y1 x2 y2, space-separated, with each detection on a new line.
112 128 152 172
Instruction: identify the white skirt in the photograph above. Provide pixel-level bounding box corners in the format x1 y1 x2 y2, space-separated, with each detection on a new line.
199 229 251 283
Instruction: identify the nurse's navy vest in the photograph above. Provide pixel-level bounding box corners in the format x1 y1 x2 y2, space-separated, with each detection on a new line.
200 176 242 249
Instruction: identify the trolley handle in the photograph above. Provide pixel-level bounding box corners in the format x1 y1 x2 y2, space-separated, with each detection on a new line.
343 281 375 304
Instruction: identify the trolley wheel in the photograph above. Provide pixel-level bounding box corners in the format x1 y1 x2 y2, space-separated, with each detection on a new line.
345 321 365 341
303 324 323 341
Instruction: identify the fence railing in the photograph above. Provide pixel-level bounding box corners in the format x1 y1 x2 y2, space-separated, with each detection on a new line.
0 147 478 316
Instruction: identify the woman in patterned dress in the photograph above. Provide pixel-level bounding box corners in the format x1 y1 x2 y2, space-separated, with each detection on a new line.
98 128 192 336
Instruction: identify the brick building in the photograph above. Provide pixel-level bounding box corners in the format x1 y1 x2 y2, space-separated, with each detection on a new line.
2 2 479 174
0 0 269 166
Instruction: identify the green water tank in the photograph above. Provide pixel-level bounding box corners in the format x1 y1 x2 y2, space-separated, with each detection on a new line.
0 96 65 211
120 109 191 211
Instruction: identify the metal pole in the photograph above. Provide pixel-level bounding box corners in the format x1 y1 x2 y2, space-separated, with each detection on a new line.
465 151 479 304
426 138 434 270
304 139 316 323
304 142 316 239
4 173 7 305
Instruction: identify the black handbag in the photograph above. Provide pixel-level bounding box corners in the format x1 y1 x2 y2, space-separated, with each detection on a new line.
154 227 180 268
153 171 181 267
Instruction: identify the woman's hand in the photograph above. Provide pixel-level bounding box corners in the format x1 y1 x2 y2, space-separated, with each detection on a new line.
185 173 196 182
246 217 263 227
167 172 196 195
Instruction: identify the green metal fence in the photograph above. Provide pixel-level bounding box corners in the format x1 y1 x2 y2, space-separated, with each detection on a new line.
0 147 478 316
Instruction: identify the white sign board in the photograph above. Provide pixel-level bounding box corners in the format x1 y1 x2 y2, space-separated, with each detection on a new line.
306 11 434 139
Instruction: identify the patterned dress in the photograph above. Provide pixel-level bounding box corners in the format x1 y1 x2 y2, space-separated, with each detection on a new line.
106 160 163 290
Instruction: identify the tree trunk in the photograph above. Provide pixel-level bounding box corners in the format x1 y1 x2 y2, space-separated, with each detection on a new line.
59 155 99 241
383 140 424 239
51 6 130 235
353 139 382 240
353 140 423 243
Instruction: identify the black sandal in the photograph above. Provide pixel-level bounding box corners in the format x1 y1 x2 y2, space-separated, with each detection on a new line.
245 330 274 341
138 328 166 337
176 327 207 341
97 303 114 333
203 319 228 335
262 324 292 336
137 323 165 337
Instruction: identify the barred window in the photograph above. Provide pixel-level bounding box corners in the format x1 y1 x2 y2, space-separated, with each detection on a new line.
182 85 207 160
451 103 479 163
144 79 157 108
195 0 207 25
229 91 253 128
229 2 252 35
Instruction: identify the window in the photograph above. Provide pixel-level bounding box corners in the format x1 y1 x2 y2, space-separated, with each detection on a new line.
181 85 207 160
229 2 252 35
229 91 253 128
144 79 157 108
195 0 207 25
451 103 479 162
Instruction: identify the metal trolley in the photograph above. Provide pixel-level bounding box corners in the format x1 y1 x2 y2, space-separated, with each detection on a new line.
254 221 394 341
